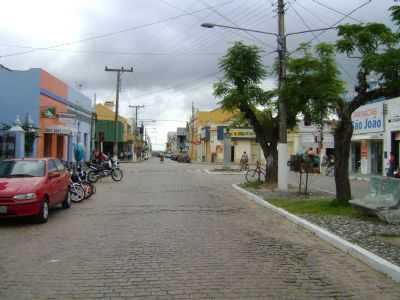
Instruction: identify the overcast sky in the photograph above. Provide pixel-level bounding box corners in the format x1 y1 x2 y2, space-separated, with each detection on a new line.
0 0 395 150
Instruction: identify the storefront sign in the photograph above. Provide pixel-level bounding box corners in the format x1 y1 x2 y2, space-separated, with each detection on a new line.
41 107 57 119
352 102 384 134
230 129 256 138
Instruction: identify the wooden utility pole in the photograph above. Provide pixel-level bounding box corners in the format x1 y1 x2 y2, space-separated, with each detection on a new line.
277 0 289 191
105 66 133 157
128 104 145 128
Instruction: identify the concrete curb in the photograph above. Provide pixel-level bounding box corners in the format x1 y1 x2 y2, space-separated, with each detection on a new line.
232 183 400 283
350 176 371 182
204 169 245 175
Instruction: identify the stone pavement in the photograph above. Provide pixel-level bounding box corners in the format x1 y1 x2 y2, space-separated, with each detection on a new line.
0 158 399 299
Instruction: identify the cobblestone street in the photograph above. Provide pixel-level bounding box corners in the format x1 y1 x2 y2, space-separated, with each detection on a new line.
1 159 399 299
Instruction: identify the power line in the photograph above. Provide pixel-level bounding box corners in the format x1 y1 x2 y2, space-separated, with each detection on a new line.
0 0 235 59
311 0 364 24
199 0 276 50
0 45 224 57
288 1 357 84
289 0 372 55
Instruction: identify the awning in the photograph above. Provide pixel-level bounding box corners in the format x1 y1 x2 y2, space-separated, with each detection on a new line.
351 133 384 141
45 125 72 135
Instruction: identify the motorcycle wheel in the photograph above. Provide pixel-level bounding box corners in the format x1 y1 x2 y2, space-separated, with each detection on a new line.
111 168 123 182
87 170 98 183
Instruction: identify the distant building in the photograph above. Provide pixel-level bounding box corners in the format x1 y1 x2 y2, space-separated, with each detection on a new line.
166 132 177 153
94 103 136 158
0 66 93 161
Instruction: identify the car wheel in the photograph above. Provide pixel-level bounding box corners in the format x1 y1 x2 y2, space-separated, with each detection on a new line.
62 191 71 209
35 198 49 224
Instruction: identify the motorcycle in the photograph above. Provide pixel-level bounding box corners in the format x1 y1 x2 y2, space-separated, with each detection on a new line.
86 158 123 183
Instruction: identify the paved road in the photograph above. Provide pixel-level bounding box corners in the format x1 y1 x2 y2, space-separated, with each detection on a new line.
0 159 399 300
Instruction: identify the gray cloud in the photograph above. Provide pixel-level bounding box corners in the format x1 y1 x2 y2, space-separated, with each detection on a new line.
0 0 395 149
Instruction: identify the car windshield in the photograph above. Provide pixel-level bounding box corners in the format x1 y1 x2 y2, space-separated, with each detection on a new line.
0 160 45 178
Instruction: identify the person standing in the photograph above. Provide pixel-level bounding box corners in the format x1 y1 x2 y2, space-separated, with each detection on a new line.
387 152 396 177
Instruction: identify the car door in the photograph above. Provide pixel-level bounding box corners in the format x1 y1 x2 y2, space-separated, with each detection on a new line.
47 159 61 204
54 159 69 203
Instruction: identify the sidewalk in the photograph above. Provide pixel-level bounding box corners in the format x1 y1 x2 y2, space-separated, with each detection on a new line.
289 171 369 199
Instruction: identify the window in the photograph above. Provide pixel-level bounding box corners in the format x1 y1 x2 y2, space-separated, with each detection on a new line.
54 159 65 172
0 160 45 177
47 160 57 173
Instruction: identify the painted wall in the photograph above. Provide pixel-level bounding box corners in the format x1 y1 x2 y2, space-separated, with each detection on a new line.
0 68 40 125
68 87 92 112
37 70 69 158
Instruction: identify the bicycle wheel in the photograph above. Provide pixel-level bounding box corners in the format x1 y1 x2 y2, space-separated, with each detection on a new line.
111 168 123 182
245 169 258 183
82 182 94 199
70 184 85 203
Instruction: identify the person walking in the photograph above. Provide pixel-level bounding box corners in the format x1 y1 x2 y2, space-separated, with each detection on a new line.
240 151 249 171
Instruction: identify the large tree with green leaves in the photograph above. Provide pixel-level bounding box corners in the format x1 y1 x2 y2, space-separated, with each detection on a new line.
282 42 344 156
332 7 400 202
214 42 280 184
283 7 400 203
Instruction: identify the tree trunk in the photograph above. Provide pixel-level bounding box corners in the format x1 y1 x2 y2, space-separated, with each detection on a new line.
260 140 278 184
334 112 353 203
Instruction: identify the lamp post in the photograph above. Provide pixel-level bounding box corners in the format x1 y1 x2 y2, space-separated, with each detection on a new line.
201 20 336 190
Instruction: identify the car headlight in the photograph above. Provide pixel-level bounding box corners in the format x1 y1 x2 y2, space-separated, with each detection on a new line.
13 193 37 200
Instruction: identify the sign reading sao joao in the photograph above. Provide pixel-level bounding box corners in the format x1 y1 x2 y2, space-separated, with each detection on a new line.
351 102 384 134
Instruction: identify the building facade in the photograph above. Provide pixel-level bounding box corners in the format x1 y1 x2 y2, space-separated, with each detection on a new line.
94 103 135 158
0 66 93 161
350 97 400 176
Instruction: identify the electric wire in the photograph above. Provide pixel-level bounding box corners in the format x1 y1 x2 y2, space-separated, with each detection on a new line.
311 0 364 24
289 0 373 55
0 0 235 59
289 1 357 84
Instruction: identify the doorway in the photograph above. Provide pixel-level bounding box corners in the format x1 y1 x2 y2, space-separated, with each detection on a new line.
56 135 64 159
231 145 235 162
370 141 383 175
351 142 361 173
44 134 52 157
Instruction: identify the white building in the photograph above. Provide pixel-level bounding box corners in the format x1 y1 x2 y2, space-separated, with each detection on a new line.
350 97 400 176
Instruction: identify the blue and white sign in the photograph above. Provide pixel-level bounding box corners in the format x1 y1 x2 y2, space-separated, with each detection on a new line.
352 102 384 134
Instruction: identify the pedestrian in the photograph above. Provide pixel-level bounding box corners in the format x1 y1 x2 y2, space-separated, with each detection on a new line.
240 151 249 171
387 152 396 177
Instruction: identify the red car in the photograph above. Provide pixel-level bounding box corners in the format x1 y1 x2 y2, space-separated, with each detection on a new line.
0 158 71 223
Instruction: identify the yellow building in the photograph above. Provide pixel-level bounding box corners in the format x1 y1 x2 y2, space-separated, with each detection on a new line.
95 103 136 157
188 107 236 162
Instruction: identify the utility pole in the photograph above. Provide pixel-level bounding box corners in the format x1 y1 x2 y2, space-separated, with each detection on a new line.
128 105 145 128
105 66 133 157
128 104 144 161
277 0 289 191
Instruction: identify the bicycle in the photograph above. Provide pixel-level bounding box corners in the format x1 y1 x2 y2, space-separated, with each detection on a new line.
245 161 266 183
69 179 85 203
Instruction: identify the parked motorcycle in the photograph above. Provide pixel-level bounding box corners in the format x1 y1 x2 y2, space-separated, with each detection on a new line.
86 158 123 183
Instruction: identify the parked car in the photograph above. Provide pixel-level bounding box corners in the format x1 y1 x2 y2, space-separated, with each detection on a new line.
0 158 71 223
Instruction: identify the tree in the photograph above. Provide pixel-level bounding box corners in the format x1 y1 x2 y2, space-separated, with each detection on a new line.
332 10 399 202
282 43 344 168
282 7 400 203
214 42 280 184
